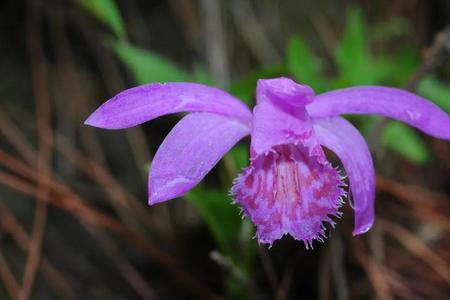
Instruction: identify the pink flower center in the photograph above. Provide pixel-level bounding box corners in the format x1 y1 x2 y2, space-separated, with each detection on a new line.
231 144 345 248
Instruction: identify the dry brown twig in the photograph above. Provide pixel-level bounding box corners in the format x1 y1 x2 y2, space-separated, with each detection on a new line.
379 219 450 283
0 202 77 299
0 109 36 167
352 240 394 300
0 248 20 300
405 25 450 91
0 151 221 299
229 0 280 65
318 248 332 300
55 134 154 229
256 246 279 295
199 0 230 87
50 3 141 230
18 203 47 300
376 175 450 232
275 258 295 300
330 233 349 300
0 16 216 293
83 225 159 300
19 2 52 299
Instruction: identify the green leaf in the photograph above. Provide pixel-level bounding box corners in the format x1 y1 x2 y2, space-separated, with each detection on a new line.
417 77 450 112
381 122 429 165
78 0 126 39
286 35 327 92
113 41 190 84
371 17 411 42
228 145 249 171
376 47 419 86
335 8 376 86
186 187 242 254
191 65 213 85
334 8 419 88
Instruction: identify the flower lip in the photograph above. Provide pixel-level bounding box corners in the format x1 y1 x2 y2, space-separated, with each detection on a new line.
232 143 346 247
258 77 315 108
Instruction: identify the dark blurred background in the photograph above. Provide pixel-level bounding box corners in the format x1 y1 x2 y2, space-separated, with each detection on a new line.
0 0 449 299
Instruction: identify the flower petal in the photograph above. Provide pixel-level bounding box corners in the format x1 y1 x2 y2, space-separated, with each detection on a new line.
307 86 450 140
232 144 345 247
251 78 325 163
313 117 375 235
149 112 250 204
233 78 346 247
85 82 252 129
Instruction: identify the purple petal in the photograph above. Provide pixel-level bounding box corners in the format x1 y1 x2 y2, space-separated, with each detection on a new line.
85 82 252 129
232 144 345 247
307 86 450 140
232 78 347 247
313 117 375 235
149 112 250 204
251 78 325 163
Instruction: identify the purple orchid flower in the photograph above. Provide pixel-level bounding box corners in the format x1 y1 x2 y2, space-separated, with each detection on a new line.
85 77 450 248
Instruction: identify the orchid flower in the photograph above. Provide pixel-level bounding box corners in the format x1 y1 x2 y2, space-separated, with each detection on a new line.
85 77 450 248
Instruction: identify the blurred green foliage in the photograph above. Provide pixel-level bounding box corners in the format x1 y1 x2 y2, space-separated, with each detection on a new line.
113 41 191 83
418 76 450 112
113 41 212 84
185 187 242 255
78 0 126 39
285 8 449 165
228 145 250 171
381 122 429 163
286 36 327 92
332 8 428 164
335 8 380 86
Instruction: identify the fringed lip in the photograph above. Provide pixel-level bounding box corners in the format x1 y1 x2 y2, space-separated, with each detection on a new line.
231 143 346 248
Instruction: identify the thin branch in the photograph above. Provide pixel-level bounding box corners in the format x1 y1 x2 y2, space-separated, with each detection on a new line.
405 25 450 91
0 108 36 167
256 246 279 294
318 248 332 300
20 1 51 298
0 202 77 299
330 233 349 300
276 259 295 300
50 3 141 229
380 219 450 283
0 156 221 300
229 0 280 65
0 248 20 300
376 175 450 232
84 225 159 300
17 202 47 300
352 240 394 300
200 0 230 87
54 134 156 229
